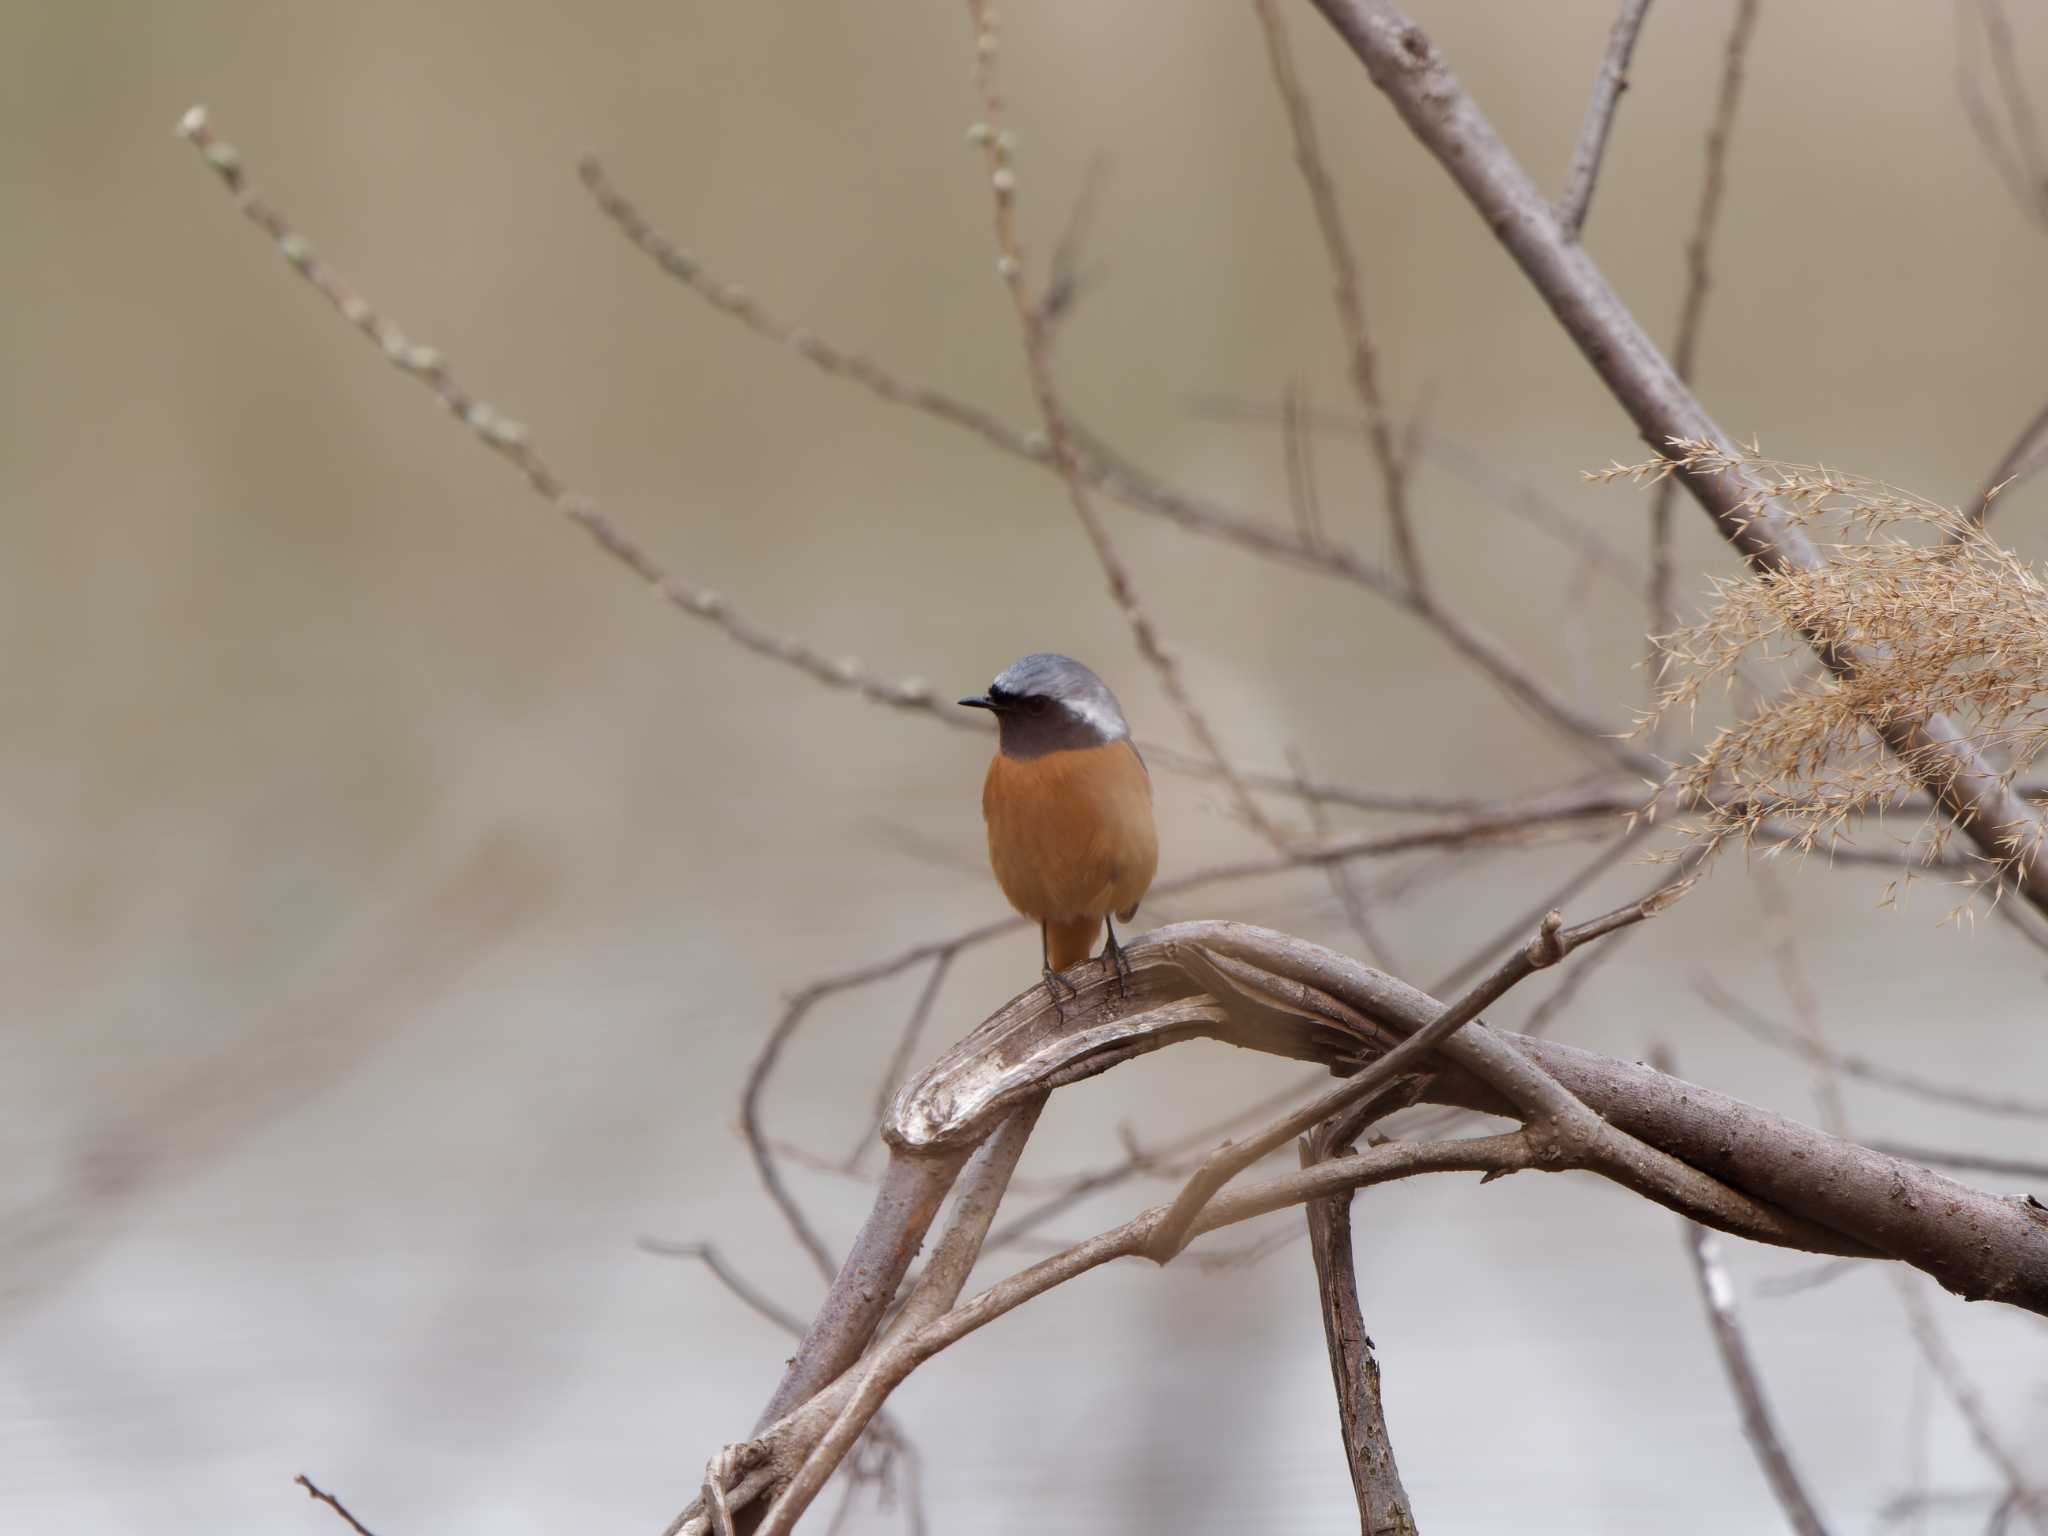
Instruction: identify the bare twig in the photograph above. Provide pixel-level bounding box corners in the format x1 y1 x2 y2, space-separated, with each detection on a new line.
1146 887 1684 1264
637 1238 809 1337
180 106 1448 846
1300 0 2048 915
1282 378 1332 557
1189 399 1644 593
1253 0 1425 597
1896 1272 2047 1535
174 108 967 739
1657 1048 1831 1536
1748 870 2048 1533
1696 977 2048 1122
1519 918 1636 1039
1556 0 1655 240
748 988 848 1283
1962 396 2048 533
1676 1219 1832 1535
1646 0 1760 650
849 951 956 1169
1754 1255 1865 1300
1956 0 2048 229
1428 822 1650 997
295 1475 379 1536
1299 1128 1419 1534
582 157 1646 772
1424 429 1643 590
1865 1142 2048 1183
1038 152 1110 339
964 1 1283 847
637 1237 926 1531
1290 745 1397 970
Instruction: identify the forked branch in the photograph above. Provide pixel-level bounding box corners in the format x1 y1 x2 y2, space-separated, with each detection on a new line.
1300 0 2048 914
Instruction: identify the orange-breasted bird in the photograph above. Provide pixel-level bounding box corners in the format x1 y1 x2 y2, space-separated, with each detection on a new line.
960 653 1159 1008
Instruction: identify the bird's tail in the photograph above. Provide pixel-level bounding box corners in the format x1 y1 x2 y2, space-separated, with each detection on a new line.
1045 916 1103 973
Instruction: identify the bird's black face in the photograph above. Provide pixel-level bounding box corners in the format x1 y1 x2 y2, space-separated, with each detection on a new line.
960 653 1129 759
956 684 1053 719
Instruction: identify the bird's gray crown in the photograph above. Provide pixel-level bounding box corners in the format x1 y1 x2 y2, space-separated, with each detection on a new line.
972 652 1131 759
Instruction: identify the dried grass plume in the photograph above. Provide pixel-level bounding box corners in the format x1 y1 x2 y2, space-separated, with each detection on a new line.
1593 440 2048 902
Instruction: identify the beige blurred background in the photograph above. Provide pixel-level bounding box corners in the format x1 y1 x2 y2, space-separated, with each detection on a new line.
6 1 2047 1531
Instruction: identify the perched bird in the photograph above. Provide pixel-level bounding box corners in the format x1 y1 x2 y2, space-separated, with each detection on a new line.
960 653 1159 1009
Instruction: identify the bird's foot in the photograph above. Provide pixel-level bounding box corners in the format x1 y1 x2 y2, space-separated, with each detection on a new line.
1041 963 1081 1021
1100 928 1134 998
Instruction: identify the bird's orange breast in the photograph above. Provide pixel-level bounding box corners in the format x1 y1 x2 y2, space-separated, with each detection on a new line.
981 739 1158 926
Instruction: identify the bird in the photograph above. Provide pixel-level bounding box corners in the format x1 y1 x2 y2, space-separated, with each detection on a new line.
960 653 1159 1011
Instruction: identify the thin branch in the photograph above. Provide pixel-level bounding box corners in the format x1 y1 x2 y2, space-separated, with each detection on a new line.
1146 886 1683 1264
747 988 844 1283
1657 1048 1831 1536
982 1073 1323 1255
1865 1142 2048 1183
1301 0 2048 916
582 158 1649 775
1957 0 2048 228
1282 378 1331 557
848 951 956 1170
637 1239 927 1533
1646 0 1760 649
1754 1255 1866 1300
1290 745 1398 971
1253 0 1426 597
1424 429 1644 591
637 1238 809 1337
1299 1128 1419 1534
1696 976 2048 1122
180 107 1437 835
1962 396 2048 533
963 2 1283 847
1037 152 1110 339
295 1475 379 1536
1428 821 1650 997
1676 1219 1832 1535
1519 918 1635 1039
1188 399 1645 594
1555 0 1654 240
1748 870 2048 1534
174 108 967 740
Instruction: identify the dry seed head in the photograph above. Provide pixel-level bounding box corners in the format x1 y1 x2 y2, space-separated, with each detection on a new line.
1602 442 2048 904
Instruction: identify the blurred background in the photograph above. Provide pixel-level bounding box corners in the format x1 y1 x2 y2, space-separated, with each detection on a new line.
6 1 2047 1530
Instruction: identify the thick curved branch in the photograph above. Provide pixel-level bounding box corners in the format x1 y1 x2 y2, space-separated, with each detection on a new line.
674 901 2048 1534
889 923 2048 1311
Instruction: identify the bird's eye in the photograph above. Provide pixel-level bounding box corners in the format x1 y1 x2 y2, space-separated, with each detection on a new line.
1024 696 1051 716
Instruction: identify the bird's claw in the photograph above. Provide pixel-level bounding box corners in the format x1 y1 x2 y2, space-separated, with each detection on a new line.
1100 927 1134 998
1042 962 1081 1022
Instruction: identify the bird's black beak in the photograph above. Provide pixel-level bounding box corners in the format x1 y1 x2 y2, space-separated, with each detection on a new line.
958 694 999 712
